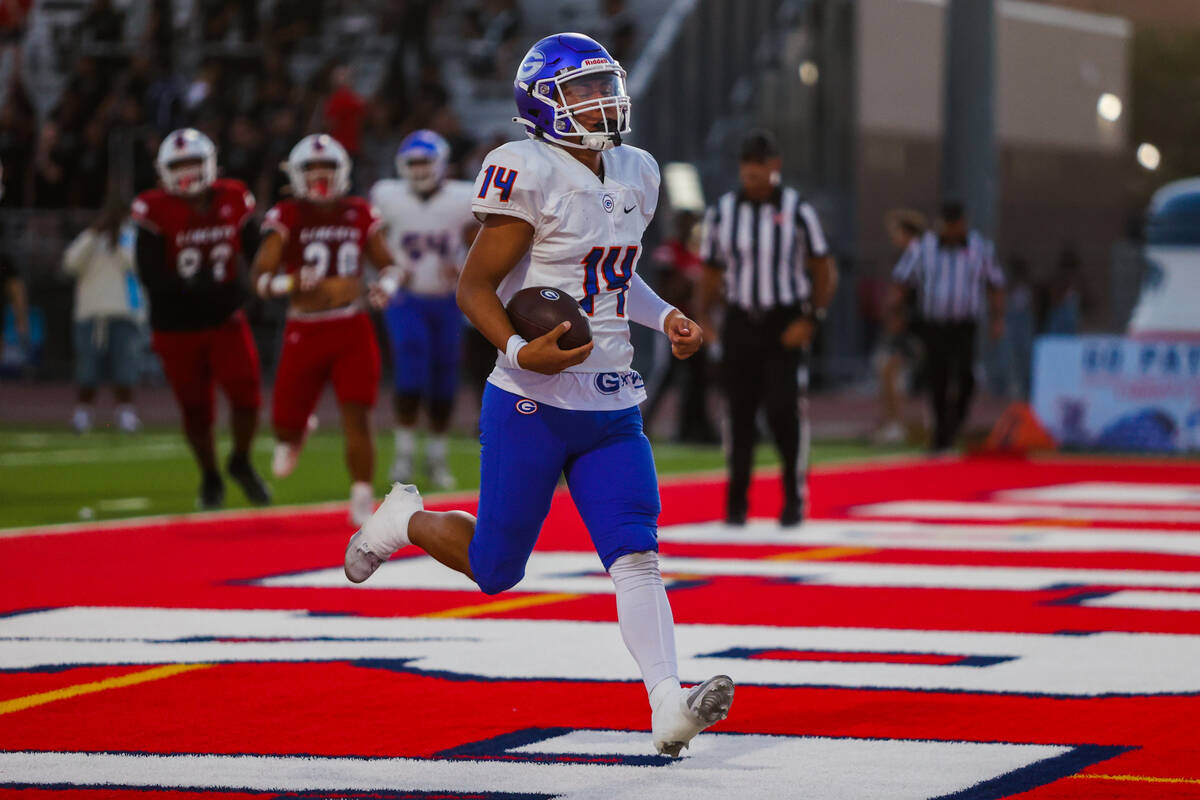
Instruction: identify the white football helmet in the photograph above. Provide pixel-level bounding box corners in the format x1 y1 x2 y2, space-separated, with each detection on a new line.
156 128 218 196
285 134 352 201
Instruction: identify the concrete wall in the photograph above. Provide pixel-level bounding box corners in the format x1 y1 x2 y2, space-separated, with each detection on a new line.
855 0 1130 325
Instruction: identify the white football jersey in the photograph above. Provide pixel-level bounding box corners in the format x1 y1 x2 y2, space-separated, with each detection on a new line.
471 138 660 410
370 179 477 297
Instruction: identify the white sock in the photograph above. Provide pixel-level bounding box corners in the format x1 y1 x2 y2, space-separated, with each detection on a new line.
609 551 679 697
361 483 420 549
350 481 373 503
427 434 448 465
394 427 416 459
650 676 683 711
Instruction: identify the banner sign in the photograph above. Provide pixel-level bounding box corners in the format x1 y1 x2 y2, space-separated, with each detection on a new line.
1032 335 1200 452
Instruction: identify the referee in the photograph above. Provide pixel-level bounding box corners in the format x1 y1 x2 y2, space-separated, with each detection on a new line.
891 201 1005 452
699 130 838 527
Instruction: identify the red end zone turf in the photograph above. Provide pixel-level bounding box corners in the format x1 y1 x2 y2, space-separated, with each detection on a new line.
2 456 1200 798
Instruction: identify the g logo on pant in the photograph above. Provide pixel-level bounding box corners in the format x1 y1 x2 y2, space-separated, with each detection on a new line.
515 398 538 415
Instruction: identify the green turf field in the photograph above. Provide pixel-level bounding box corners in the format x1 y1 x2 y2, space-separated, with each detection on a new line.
0 426 915 529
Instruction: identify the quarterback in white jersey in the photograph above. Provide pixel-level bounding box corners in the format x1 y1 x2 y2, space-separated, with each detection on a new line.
370 130 479 489
346 33 734 757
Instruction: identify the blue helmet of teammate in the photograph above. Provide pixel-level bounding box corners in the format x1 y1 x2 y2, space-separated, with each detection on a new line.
396 129 450 193
512 33 631 151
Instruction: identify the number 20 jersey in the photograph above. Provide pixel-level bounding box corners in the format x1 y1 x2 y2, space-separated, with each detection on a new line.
471 138 660 377
262 196 380 282
131 178 255 330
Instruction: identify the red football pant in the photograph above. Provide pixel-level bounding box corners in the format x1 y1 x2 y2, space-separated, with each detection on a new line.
152 312 262 431
272 312 381 434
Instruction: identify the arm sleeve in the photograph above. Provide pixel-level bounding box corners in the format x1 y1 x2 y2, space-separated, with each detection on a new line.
471 146 541 226
626 272 676 332
62 230 97 275
134 225 178 293
239 218 261 259
892 238 922 285
261 204 291 242
797 202 830 258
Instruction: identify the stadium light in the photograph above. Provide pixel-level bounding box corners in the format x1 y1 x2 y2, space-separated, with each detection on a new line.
1137 143 1161 171
1096 93 1122 122
798 61 819 86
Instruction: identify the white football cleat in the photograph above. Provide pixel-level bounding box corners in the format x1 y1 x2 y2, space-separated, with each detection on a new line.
271 442 301 478
651 675 735 758
344 482 423 583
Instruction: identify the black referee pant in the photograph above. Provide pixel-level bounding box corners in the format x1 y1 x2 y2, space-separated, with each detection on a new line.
921 320 976 451
722 306 808 524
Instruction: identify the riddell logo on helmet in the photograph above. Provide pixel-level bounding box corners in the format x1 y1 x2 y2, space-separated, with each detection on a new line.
581 58 611 66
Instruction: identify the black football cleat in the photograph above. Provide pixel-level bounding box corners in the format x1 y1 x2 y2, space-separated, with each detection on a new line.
227 454 271 506
780 502 805 528
199 471 226 510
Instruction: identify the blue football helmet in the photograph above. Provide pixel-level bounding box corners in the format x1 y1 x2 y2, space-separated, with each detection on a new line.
396 129 450 193
513 33 631 151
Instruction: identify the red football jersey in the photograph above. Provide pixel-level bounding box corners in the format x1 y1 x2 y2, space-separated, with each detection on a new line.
131 178 256 330
262 196 380 284
132 178 256 286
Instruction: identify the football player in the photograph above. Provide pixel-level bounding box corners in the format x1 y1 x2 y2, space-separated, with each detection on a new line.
131 128 270 509
345 34 734 756
252 134 400 525
370 130 479 489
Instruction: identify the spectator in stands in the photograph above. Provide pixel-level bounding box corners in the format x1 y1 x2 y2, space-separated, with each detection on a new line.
75 117 110 209
596 0 637 65
62 195 143 433
0 161 30 359
324 63 367 159
463 0 523 79
259 105 300 206
1042 244 1083 335
223 115 264 187
33 120 72 209
429 107 476 177
0 84 35 207
80 0 124 44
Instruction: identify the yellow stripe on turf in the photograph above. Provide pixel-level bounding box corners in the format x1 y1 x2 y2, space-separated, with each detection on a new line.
1071 774 1200 785
768 547 877 561
0 663 211 716
423 593 581 618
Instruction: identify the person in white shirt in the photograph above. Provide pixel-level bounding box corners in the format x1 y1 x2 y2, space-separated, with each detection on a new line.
344 33 734 757
62 196 143 433
370 131 479 489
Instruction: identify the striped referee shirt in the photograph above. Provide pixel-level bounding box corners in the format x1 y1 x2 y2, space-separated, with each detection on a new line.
893 231 1005 322
700 186 829 312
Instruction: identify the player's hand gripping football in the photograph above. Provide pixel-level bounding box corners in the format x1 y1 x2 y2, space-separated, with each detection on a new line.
665 310 703 360
516 321 594 375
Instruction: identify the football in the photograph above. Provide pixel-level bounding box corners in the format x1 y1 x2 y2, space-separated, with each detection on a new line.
506 286 593 350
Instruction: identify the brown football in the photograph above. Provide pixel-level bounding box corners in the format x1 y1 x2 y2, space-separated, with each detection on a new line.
505 286 593 350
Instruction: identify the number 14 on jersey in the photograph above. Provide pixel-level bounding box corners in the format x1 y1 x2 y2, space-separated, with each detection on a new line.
580 245 637 316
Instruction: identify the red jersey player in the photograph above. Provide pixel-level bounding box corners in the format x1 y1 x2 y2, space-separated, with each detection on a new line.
132 128 270 509
251 133 401 524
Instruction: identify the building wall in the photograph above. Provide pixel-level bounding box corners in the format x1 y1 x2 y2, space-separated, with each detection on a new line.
854 0 1130 325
